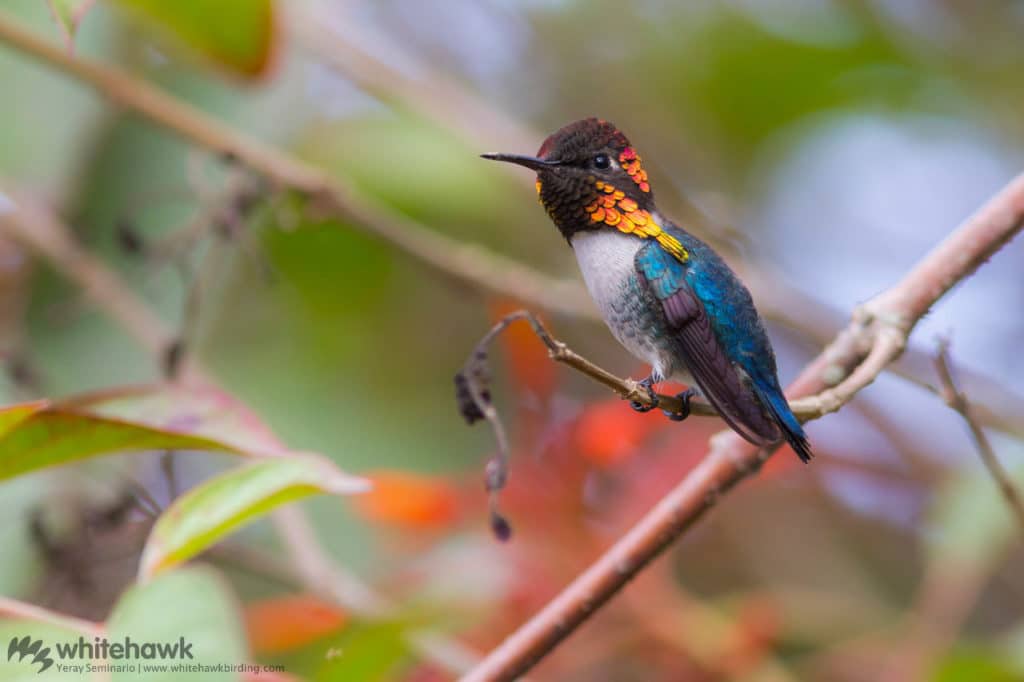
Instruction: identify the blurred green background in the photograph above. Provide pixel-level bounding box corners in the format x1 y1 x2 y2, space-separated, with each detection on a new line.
1 1 1023 680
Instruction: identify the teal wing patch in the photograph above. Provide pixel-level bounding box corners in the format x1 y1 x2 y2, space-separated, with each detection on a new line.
634 241 781 446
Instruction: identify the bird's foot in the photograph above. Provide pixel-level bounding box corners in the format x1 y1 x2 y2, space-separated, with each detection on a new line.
663 388 696 422
629 376 660 413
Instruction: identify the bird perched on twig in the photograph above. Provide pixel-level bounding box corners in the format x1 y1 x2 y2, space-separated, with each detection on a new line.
483 118 812 462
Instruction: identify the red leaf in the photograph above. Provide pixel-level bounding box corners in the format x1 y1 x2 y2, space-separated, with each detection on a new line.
573 399 660 468
245 594 347 655
352 470 461 529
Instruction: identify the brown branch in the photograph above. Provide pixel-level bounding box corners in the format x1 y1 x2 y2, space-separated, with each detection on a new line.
933 339 1024 532
459 173 1024 681
0 10 596 321
0 596 104 636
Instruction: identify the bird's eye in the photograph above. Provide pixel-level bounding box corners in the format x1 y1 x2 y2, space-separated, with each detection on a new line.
593 154 611 170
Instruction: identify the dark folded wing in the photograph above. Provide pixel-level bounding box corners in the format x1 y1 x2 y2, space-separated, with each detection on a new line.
635 241 780 445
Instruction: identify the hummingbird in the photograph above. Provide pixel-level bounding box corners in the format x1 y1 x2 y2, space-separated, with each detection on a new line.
483 118 812 462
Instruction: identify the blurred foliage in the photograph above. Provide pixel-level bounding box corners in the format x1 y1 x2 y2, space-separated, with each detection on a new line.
0 0 1022 681
111 0 275 77
139 456 368 579
107 567 248 681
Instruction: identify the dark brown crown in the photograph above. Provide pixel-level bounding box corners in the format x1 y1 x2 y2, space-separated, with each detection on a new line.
537 118 631 161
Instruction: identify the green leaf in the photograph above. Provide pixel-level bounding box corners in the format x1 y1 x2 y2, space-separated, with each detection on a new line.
107 567 248 682
0 399 247 481
112 0 275 77
314 621 412 682
139 455 369 579
45 0 95 53
932 647 1024 682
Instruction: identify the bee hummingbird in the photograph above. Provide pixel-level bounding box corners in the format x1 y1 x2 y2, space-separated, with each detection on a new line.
483 118 812 462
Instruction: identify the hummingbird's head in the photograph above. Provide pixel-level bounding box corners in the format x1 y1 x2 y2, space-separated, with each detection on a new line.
483 118 656 241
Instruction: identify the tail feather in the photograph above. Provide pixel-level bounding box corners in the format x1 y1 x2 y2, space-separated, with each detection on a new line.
757 387 813 463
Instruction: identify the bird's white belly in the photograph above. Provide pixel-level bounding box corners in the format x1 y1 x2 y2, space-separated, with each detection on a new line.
570 230 678 379
571 230 641 320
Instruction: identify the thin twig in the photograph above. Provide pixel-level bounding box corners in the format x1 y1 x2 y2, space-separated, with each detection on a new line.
459 172 1024 681
933 338 1024 532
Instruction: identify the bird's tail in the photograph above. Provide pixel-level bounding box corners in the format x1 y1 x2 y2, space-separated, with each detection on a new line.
756 387 813 463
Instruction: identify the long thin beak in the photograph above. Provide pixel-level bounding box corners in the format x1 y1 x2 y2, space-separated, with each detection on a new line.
481 153 560 171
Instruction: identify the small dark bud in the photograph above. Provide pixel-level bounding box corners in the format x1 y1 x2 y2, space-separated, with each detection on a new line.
454 371 489 424
162 338 186 379
220 150 239 165
490 512 513 542
115 220 146 255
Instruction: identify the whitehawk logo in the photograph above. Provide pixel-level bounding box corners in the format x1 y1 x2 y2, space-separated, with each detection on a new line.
7 636 54 674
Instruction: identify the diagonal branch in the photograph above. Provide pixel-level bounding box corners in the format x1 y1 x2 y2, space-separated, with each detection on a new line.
0 596 104 637
933 339 1024 533
459 172 1024 681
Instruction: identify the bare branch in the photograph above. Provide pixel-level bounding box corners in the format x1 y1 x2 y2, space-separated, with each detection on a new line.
0 596 103 637
459 172 1024 681
933 339 1024 533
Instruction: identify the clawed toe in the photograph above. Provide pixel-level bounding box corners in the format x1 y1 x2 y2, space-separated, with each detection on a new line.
629 376 659 413
630 397 659 413
663 388 695 422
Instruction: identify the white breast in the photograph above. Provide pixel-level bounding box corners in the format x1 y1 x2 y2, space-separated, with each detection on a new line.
570 230 666 371
571 230 642 317
570 229 691 383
